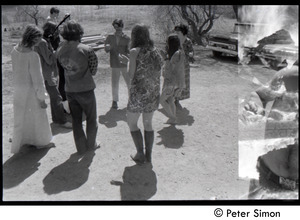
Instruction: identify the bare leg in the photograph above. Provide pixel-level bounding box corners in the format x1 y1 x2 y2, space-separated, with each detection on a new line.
160 92 176 120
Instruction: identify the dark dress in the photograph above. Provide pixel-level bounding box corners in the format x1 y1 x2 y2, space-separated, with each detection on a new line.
127 47 163 113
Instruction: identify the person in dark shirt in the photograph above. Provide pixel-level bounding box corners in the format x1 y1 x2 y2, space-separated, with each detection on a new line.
57 20 99 154
104 19 131 109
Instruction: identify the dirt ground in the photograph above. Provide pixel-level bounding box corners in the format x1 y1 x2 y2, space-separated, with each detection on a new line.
1 45 291 201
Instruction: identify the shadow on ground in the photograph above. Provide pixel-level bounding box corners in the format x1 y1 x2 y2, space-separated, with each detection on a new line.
158 107 194 126
42 150 96 195
99 107 127 128
3 145 52 189
111 163 157 200
157 125 184 149
50 123 73 136
176 107 194 126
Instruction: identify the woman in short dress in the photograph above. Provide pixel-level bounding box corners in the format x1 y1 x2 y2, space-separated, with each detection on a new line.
160 34 185 124
120 24 163 163
11 24 53 154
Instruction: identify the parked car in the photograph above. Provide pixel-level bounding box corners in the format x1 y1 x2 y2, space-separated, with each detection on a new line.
207 23 298 69
206 23 263 58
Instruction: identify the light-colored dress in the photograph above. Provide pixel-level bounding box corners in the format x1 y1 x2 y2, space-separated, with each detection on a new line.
162 49 185 97
11 45 52 154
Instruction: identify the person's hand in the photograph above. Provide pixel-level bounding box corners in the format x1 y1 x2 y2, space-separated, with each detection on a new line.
40 100 47 109
118 53 129 65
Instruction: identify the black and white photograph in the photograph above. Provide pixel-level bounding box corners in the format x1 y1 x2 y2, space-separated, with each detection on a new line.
2 5 298 202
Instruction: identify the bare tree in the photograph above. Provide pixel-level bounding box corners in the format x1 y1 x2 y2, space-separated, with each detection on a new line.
16 5 45 25
232 5 242 22
152 5 223 45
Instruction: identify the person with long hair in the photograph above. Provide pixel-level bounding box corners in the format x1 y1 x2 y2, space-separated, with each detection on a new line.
56 20 99 154
160 34 185 124
34 21 72 128
11 24 54 153
104 19 131 109
119 24 163 163
174 23 194 109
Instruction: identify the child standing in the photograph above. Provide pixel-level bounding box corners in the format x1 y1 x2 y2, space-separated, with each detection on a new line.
160 34 185 124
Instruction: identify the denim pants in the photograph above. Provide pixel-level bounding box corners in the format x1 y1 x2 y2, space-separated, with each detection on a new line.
66 90 98 153
57 61 67 101
45 81 67 124
111 67 130 102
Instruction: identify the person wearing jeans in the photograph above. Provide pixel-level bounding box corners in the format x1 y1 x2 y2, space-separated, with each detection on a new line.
57 20 99 154
105 19 131 109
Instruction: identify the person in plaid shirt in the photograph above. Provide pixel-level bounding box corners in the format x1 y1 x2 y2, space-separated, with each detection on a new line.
57 20 99 154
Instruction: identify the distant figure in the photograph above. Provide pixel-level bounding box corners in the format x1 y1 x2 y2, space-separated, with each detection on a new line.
57 20 99 154
119 24 163 163
174 23 194 109
47 7 60 24
47 6 67 102
46 7 60 50
11 24 53 154
34 21 72 129
4 28 7 32
160 34 185 124
104 19 131 109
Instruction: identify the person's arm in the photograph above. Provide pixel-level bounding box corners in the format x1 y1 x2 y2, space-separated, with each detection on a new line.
29 52 48 108
124 36 130 56
128 48 140 79
104 35 111 53
171 51 185 100
35 40 56 66
172 51 185 89
87 47 98 75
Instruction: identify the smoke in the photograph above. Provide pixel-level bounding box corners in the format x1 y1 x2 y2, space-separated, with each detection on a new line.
287 23 299 46
238 5 298 61
239 5 289 40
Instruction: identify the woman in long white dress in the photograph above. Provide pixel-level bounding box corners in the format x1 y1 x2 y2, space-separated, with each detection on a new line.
11 24 53 154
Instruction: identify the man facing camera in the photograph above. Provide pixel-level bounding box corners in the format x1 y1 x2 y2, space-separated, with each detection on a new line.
105 19 131 109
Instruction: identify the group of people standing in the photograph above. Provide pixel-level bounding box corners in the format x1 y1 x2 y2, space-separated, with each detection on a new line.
10 7 194 164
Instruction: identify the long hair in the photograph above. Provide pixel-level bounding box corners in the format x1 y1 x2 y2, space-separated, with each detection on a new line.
21 24 42 48
166 34 180 59
60 20 84 41
130 24 153 49
42 21 57 39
